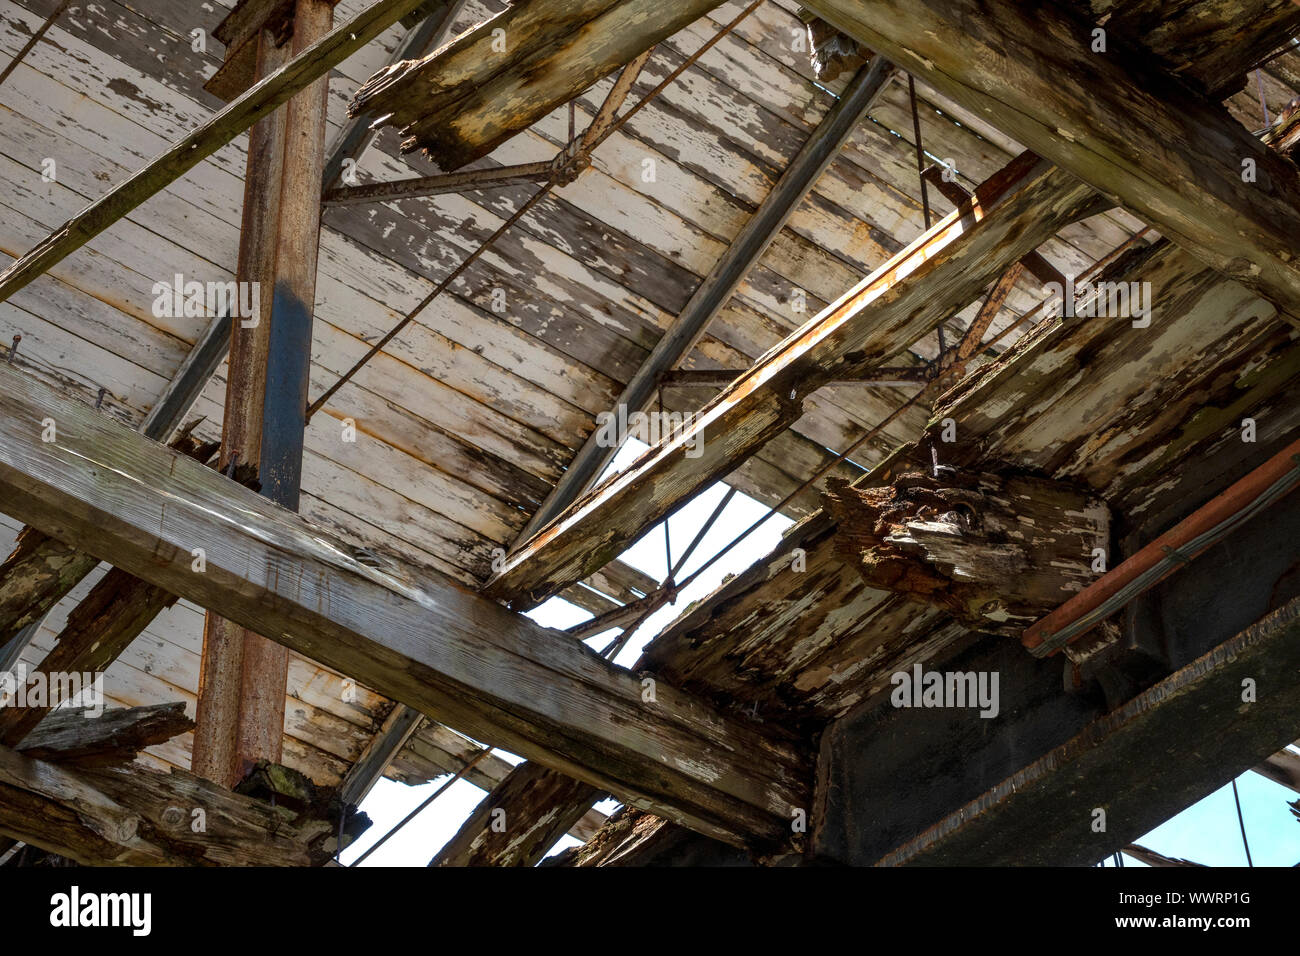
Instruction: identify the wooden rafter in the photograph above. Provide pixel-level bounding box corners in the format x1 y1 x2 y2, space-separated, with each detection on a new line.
486 153 1098 609
348 0 725 170
429 762 603 866
0 360 807 847
803 0 1300 321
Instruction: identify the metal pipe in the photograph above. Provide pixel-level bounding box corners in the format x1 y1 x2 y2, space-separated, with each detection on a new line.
1024 437 1300 656
322 160 553 206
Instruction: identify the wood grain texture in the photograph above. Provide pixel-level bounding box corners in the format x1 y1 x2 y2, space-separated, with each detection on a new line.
0 742 341 865
429 762 602 866
0 361 808 847
19 702 194 767
350 0 722 169
803 0 1300 320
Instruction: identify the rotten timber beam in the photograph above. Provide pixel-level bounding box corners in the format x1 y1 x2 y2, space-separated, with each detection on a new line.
347 0 724 169
822 470 1110 636
0 0 430 305
0 744 346 866
488 153 1099 608
0 361 808 847
17 702 194 768
0 569 183 748
429 762 604 867
802 0 1300 321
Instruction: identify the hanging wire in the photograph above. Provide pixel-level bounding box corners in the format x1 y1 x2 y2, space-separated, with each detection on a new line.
907 73 943 354
348 748 492 867
1231 778 1254 867
1256 69 1273 127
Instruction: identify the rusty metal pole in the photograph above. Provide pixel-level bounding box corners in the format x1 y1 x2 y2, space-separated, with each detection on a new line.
193 0 334 787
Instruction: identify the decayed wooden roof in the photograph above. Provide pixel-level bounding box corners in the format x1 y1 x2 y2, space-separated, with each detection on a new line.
0 0 1298 866
0 0 1118 787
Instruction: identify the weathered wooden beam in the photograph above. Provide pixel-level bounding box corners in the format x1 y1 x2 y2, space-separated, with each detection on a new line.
339 703 423 807
348 0 724 169
321 0 463 191
516 58 897 541
1069 0 1300 98
0 528 99 652
802 0 1300 320
0 361 808 847
878 596 1300 866
0 428 216 666
822 470 1110 636
18 702 194 768
429 762 603 866
488 153 1099 608
0 569 181 748
0 0 429 305
0 744 343 865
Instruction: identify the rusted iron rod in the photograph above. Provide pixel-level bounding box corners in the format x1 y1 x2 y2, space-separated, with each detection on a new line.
1024 437 1300 656
0 0 70 90
656 367 928 388
322 160 554 206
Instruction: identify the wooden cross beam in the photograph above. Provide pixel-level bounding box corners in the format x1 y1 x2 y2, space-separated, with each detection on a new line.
347 0 725 170
428 762 604 866
0 742 343 866
486 153 1099 609
0 361 808 847
802 0 1300 321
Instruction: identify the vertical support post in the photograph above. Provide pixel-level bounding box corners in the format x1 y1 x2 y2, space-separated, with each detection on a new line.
192 0 334 787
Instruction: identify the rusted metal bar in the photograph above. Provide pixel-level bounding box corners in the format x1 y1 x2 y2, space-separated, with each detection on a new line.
951 261 1026 365
193 0 336 788
0 0 71 90
323 160 553 206
1024 437 1300 656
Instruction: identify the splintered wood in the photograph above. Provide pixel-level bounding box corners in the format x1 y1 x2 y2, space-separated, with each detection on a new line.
823 471 1110 635
348 0 723 169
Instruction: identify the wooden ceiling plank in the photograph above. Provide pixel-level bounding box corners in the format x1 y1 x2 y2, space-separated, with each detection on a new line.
0 0 430 305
